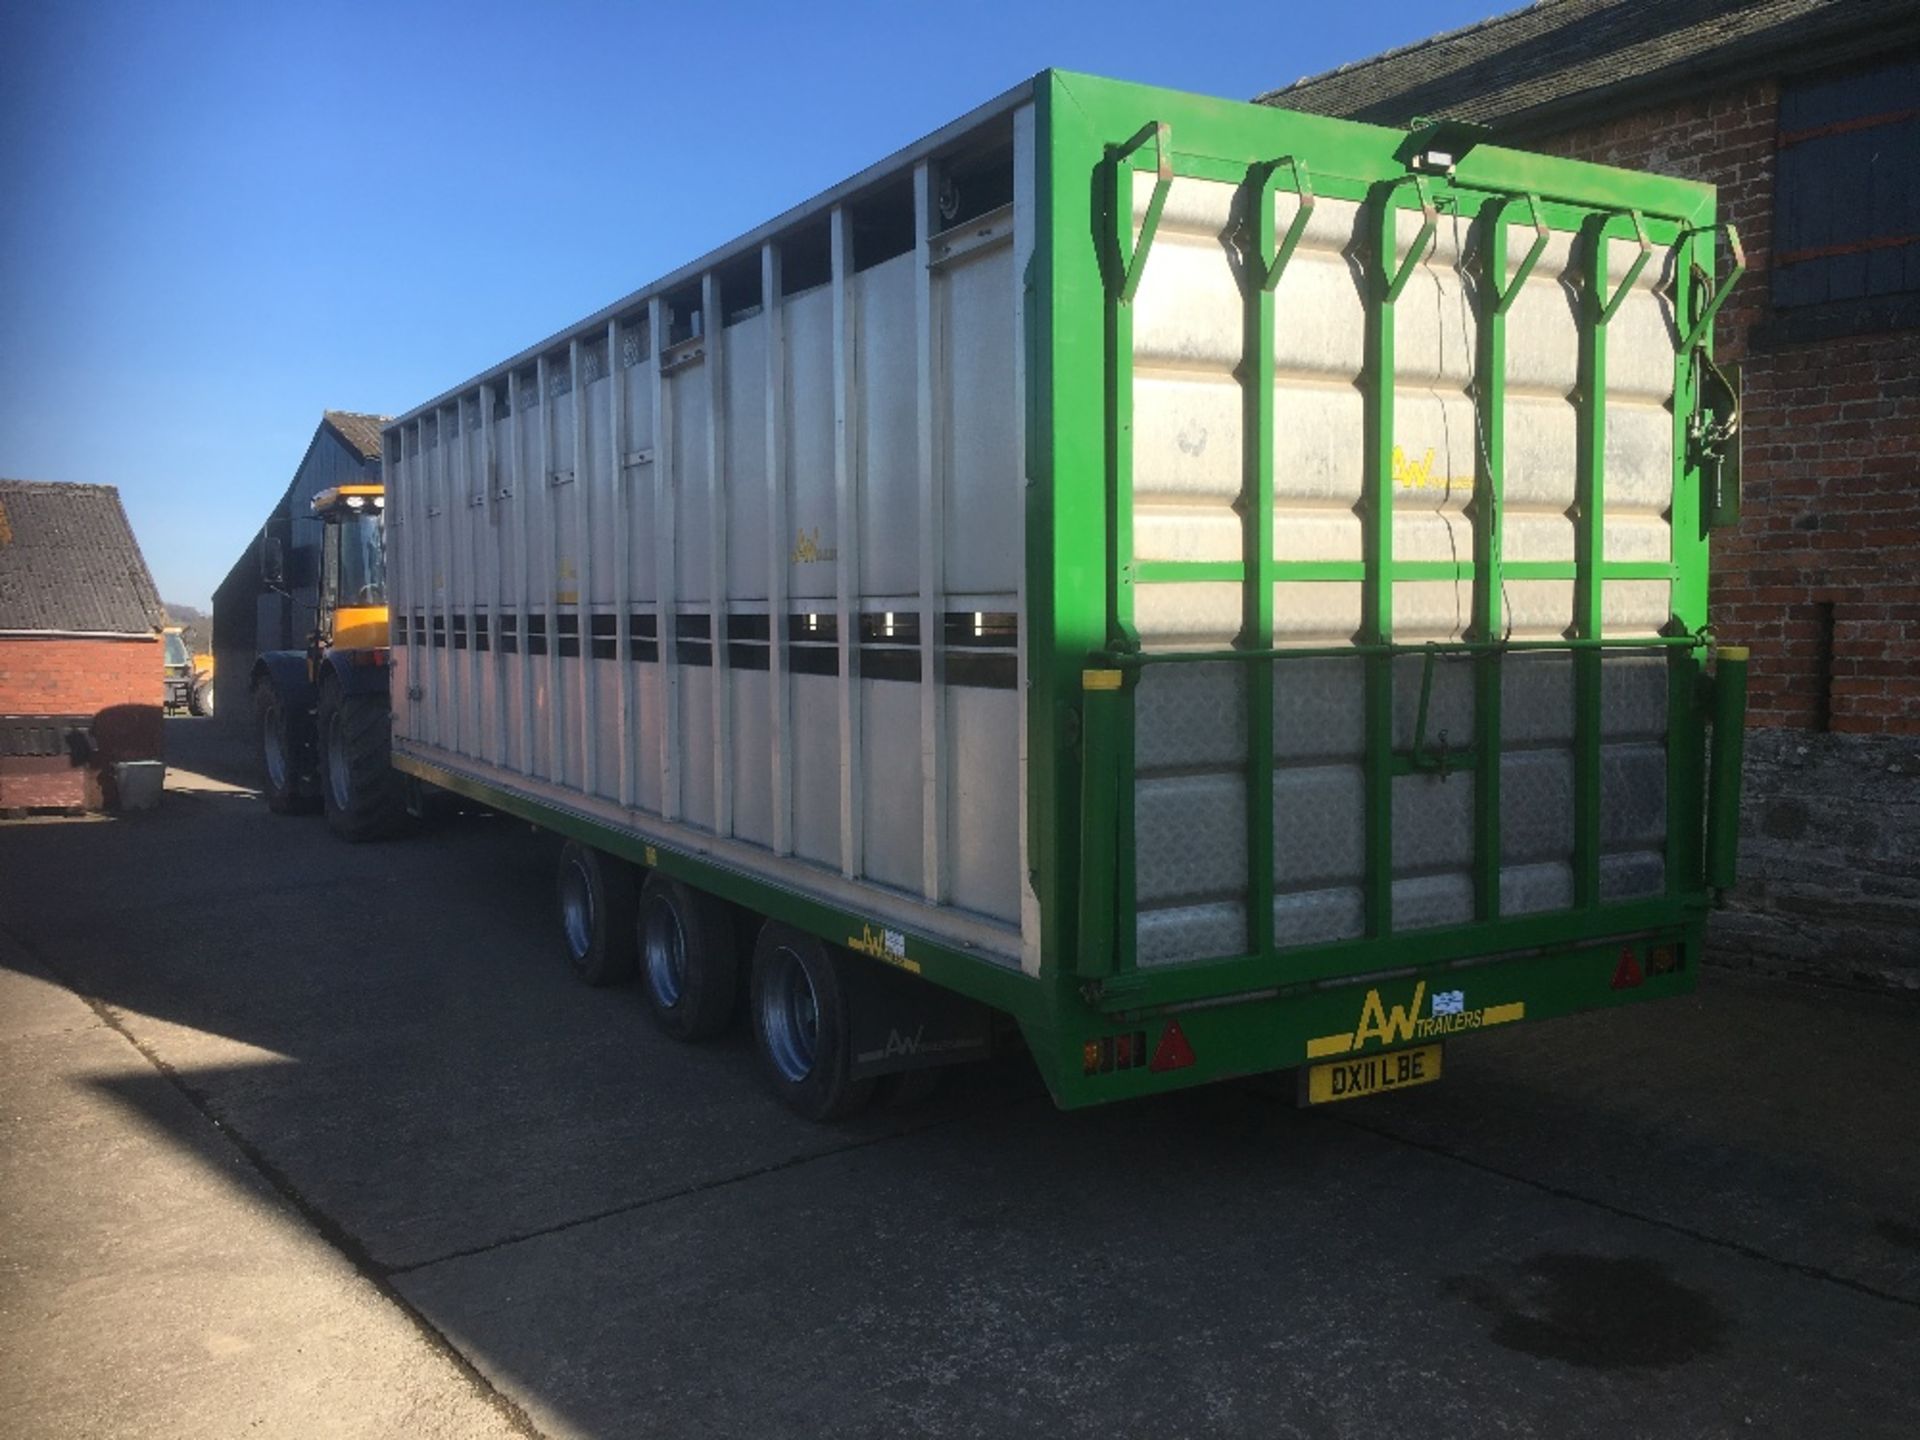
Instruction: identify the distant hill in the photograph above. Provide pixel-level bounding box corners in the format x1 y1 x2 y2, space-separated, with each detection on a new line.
165 602 207 652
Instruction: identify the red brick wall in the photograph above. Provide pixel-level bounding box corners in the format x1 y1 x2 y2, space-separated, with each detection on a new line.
0 635 164 764
1540 79 1920 735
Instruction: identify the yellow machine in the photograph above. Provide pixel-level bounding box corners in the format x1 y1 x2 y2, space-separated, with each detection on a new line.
162 626 215 716
250 483 402 838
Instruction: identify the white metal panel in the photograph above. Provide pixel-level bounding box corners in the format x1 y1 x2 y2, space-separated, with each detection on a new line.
1130 172 1242 630
762 243 794 858
914 163 948 907
388 97 1036 967
854 255 918 599
724 313 770 602
730 668 772 848
940 240 1021 597
783 286 837 603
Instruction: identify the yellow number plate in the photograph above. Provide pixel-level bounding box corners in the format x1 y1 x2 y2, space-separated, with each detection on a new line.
1304 1044 1443 1105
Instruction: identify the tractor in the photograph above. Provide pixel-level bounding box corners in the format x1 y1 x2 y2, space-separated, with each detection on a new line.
162 626 214 716
249 483 405 839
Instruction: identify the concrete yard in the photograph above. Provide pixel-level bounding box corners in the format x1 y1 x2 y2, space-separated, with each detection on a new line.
1 718 1916 1439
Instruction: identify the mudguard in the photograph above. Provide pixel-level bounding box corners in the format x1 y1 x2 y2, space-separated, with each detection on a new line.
253 651 316 713
318 650 391 700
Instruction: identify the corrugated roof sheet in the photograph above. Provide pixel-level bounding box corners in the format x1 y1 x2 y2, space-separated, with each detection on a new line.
322 410 388 462
1257 0 1917 133
0 480 168 635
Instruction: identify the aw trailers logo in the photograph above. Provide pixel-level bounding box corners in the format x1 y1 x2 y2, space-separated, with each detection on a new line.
1305 982 1527 1060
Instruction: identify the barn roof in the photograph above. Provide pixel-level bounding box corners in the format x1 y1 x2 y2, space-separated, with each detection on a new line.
0 480 168 636
1256 0 1918 135
321 410 387 463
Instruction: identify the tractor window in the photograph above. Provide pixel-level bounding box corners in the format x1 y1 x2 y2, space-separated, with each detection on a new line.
164 632 190 668
339 512 386 607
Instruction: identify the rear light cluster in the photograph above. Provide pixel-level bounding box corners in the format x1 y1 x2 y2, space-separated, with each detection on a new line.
1082 1020 1197 1077
1084 1031 1148 1076
1611 941 1684 990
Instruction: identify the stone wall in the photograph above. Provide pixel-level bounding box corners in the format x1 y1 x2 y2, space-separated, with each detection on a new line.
1713 729 1920 991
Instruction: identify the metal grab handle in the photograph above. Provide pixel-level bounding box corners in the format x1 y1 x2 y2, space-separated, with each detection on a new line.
1409 643 1456 777
1680 222 1746 353
1253 155 1315 293
1490 192 1550 316
1380 172 1437 304
1592 208 1653 325
1110 121 1172 304
1705 645 1749 894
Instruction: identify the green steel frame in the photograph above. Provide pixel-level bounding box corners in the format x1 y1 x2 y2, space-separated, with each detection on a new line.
394 70 1748 1111
1031 72 1744 1102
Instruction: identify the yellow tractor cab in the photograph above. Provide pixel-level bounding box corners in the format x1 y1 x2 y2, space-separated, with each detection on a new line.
251 482 403 838
310 485 389 655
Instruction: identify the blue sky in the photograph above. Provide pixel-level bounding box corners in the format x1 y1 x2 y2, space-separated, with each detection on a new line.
0 0 1496 609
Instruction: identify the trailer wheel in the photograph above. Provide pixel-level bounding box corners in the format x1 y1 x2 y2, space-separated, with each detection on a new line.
638 874 738 1041
749 925 873 1121
317 681 407 842
254 683 314 815
556 840 639 987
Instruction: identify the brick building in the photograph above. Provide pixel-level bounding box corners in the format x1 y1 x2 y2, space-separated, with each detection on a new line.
1261 0 1920 988
0 480 168 812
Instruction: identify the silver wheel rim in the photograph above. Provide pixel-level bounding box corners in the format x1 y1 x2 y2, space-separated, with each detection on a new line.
326 711 352 813
759 944 819 1083
560 858 595 960
262 706 288 791
644 901 687 1009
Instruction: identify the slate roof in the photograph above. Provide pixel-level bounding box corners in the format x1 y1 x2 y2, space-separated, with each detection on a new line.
0 480 168 636
322 410 388 462
1257 0 1920 135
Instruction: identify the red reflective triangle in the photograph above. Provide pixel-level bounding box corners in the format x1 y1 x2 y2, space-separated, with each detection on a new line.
1611 949 1645 990
1149 1019 1196 1072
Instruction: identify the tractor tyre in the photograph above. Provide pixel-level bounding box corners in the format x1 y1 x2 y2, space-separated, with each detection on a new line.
255 683 315 815
749 925 874 1122
556 840 640 986
316 682 407 842
637 874 738 1041
190 677 214 717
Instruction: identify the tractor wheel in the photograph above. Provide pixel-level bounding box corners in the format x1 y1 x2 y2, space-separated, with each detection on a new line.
190 678 214 717
637 874 738 1041
255 683 314 815
556 840 639 986
316 682 407 841
749 925 874 1122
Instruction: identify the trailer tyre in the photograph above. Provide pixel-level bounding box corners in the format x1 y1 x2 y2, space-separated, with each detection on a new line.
255 683 315 815
749 925 873 1122
556 840 639 987
638 875 738 1041
317 682 407 842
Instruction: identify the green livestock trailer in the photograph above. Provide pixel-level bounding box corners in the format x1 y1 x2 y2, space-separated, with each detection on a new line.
377 70 1748 1119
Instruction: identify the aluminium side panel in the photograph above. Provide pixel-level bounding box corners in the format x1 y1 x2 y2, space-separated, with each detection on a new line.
386 96 1040 979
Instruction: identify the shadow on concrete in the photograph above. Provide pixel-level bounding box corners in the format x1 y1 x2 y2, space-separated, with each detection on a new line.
163 713 263 790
